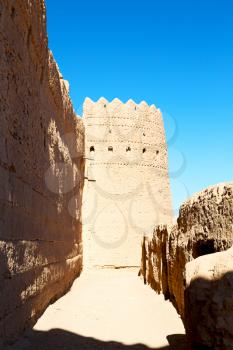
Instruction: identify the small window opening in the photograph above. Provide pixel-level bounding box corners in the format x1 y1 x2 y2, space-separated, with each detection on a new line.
109 129 112 133
126 146 131 152
143 148 146 153
108 146 113 152
143 133 146 136
90 146 95 152
156 150 159 155
104 104 107 108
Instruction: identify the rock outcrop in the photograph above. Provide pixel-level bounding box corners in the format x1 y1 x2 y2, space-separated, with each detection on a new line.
0 0 84 344
141 183 233 321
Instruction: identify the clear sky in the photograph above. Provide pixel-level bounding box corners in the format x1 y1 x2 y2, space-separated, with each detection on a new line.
45 0 233 213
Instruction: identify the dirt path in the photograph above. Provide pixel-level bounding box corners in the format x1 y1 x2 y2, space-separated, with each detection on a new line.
9 269 187 350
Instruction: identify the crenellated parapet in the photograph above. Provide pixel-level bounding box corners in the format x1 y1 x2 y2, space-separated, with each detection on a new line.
83 98 167 169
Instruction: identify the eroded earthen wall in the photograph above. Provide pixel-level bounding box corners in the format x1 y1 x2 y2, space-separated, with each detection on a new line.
141 183 233 320
0 0 84 343
83 97 172 268
185 246 233 350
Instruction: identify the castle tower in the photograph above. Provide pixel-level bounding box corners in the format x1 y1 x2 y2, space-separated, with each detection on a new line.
82 98 172 268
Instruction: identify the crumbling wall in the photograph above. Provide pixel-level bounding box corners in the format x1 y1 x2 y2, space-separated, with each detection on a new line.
141 183 233 320
140 226 170 298
0 0 84 344
83 98 172 268
185 247 233 349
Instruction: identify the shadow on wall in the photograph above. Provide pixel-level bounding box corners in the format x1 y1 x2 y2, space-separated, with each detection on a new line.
185 272 233 350
6 329 188 350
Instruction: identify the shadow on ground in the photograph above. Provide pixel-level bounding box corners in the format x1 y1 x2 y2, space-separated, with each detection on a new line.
6 329 188 350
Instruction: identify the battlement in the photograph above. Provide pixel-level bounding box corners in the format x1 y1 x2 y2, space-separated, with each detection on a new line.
83 97 166 170
83 97 162 123
84 97 158 107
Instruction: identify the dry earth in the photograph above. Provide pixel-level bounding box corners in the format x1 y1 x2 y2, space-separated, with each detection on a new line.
7 269 187 350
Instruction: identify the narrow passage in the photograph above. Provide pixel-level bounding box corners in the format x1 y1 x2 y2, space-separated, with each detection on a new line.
9 269 187 350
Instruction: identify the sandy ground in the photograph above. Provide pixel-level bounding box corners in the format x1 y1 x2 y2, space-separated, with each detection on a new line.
8 269 187 350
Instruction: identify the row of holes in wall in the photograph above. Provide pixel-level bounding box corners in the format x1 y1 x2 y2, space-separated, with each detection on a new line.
90 146 159 154
108 130 146 136
103 105 138 110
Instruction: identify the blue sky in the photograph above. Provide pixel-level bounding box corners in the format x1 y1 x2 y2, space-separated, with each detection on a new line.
45 0 233 212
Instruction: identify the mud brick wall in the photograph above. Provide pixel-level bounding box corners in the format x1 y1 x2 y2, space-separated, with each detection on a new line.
0 0 84 343
141 183 233 320
83 98 172 268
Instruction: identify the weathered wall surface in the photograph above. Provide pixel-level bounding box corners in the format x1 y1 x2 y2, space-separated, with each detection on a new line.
185 247 233 350
141 183 233 320
83 98 172 268
140 226 170 298
0 0 84 344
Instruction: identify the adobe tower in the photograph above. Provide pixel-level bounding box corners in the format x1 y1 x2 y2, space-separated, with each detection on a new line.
82 97 172 268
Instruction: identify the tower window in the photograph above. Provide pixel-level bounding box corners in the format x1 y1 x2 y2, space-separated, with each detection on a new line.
126 146 131 152
108 146 113 152
156 150 159 155
143 148 146 153
90 146 95 152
